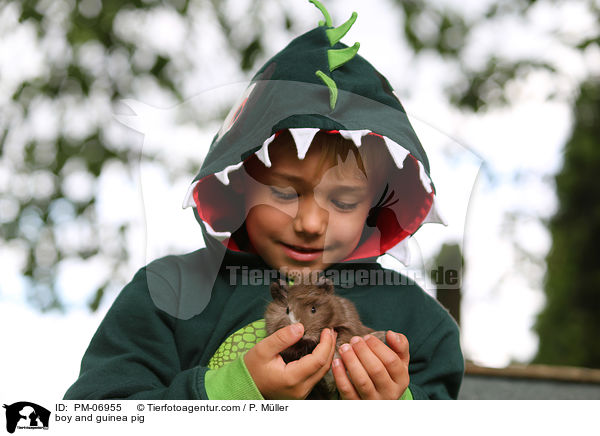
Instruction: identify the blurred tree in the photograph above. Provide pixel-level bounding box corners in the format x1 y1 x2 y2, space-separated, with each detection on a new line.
1 0 599 315
391 0 576 110
533 80 600 368
430 242 464 325
391 0 600 367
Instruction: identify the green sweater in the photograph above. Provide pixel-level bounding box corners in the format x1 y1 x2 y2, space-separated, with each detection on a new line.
64 250 463 400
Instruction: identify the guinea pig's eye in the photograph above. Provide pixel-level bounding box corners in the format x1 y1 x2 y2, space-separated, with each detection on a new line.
311 306 316 314
285 307 289 315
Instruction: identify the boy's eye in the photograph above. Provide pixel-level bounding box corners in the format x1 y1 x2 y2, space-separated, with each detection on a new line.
331 198 358 211
270 186 297 201
311 306 316 314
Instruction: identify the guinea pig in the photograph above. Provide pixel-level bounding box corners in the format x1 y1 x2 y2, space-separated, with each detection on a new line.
264 277 386 398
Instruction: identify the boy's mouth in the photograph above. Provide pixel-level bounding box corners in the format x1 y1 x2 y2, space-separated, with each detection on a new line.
280 242 325 262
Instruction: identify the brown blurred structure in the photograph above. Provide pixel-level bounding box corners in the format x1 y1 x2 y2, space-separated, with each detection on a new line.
432 243 463 325
459 361 600 399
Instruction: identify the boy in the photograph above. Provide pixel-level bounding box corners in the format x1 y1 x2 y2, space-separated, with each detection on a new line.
64 1 463 400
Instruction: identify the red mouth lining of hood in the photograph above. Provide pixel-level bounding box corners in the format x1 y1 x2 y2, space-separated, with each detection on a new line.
192 130 434 261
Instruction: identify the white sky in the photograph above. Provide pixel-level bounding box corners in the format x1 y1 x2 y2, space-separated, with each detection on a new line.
1 0 599 400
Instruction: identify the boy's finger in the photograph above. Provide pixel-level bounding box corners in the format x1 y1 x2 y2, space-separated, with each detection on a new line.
386 331 410 362
338 342 375 398
362 334 407 385
303 329 338 385
257 323 304 358
332 358 359 400
350 336 393 390
362 332 408 385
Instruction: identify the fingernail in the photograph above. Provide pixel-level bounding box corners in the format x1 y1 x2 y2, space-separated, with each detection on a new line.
363 334 372 341
340 344 351 353
291 323 303 335
332 358 342 368
350 336 361 345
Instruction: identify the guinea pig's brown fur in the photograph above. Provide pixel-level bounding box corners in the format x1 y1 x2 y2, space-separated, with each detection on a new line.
265 278 386 399
265 278 386 364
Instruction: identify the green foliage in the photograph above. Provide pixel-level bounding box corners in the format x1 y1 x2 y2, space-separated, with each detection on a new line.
208 0 270 72
2 0 191 311
396 0 469 57
450 58 557 112
240 37 263 72
391 0 581 111
533 81 600 368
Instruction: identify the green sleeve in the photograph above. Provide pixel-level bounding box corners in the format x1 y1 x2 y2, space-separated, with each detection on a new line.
399 386 413 400
206 356 411 400
203 353 264 400
406 317 464 399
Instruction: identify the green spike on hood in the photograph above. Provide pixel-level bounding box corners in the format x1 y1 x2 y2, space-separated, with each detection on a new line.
326 11 358 46
307 1 360 109
328 42 360 72
315 70 338 109
309 0 332 27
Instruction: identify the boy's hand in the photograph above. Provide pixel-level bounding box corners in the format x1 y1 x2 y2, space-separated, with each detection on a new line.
244 324 337 400
332 331 410 400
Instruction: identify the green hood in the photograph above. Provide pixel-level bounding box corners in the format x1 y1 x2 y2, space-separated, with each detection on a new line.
183 1 445 266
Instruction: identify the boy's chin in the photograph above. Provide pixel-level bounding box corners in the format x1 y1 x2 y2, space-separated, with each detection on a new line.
276 255 342 273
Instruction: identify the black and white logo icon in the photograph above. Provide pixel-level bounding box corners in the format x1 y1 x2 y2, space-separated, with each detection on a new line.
3 402 50 434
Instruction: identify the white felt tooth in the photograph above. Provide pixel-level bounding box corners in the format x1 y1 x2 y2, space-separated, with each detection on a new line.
338 129 371 146
386 238 411 266
204 221 232 242
214 162 244 185
418 161 433 194
182 180 200 209
289 128 320 159
382 136 410 169
255 134 276 167
423 197 448 226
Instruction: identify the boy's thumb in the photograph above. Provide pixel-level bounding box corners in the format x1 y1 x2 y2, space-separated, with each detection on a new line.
266 323 304 354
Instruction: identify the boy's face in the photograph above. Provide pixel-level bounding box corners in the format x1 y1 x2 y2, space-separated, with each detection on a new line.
242 135 380 273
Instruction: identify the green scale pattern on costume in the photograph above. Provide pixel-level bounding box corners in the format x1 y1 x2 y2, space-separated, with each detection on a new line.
207 319 268 369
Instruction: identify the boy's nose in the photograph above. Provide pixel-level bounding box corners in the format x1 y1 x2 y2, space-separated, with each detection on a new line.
293 195 328 236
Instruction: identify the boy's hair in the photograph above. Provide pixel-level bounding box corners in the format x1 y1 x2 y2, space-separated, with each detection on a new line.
242 129 392 204
313 131 368 176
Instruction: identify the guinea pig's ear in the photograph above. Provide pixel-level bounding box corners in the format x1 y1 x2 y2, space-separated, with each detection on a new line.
315 276 334 294
270 279 288 302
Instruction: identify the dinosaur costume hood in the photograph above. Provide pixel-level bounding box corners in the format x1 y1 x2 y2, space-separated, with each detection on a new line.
182 0 445 267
